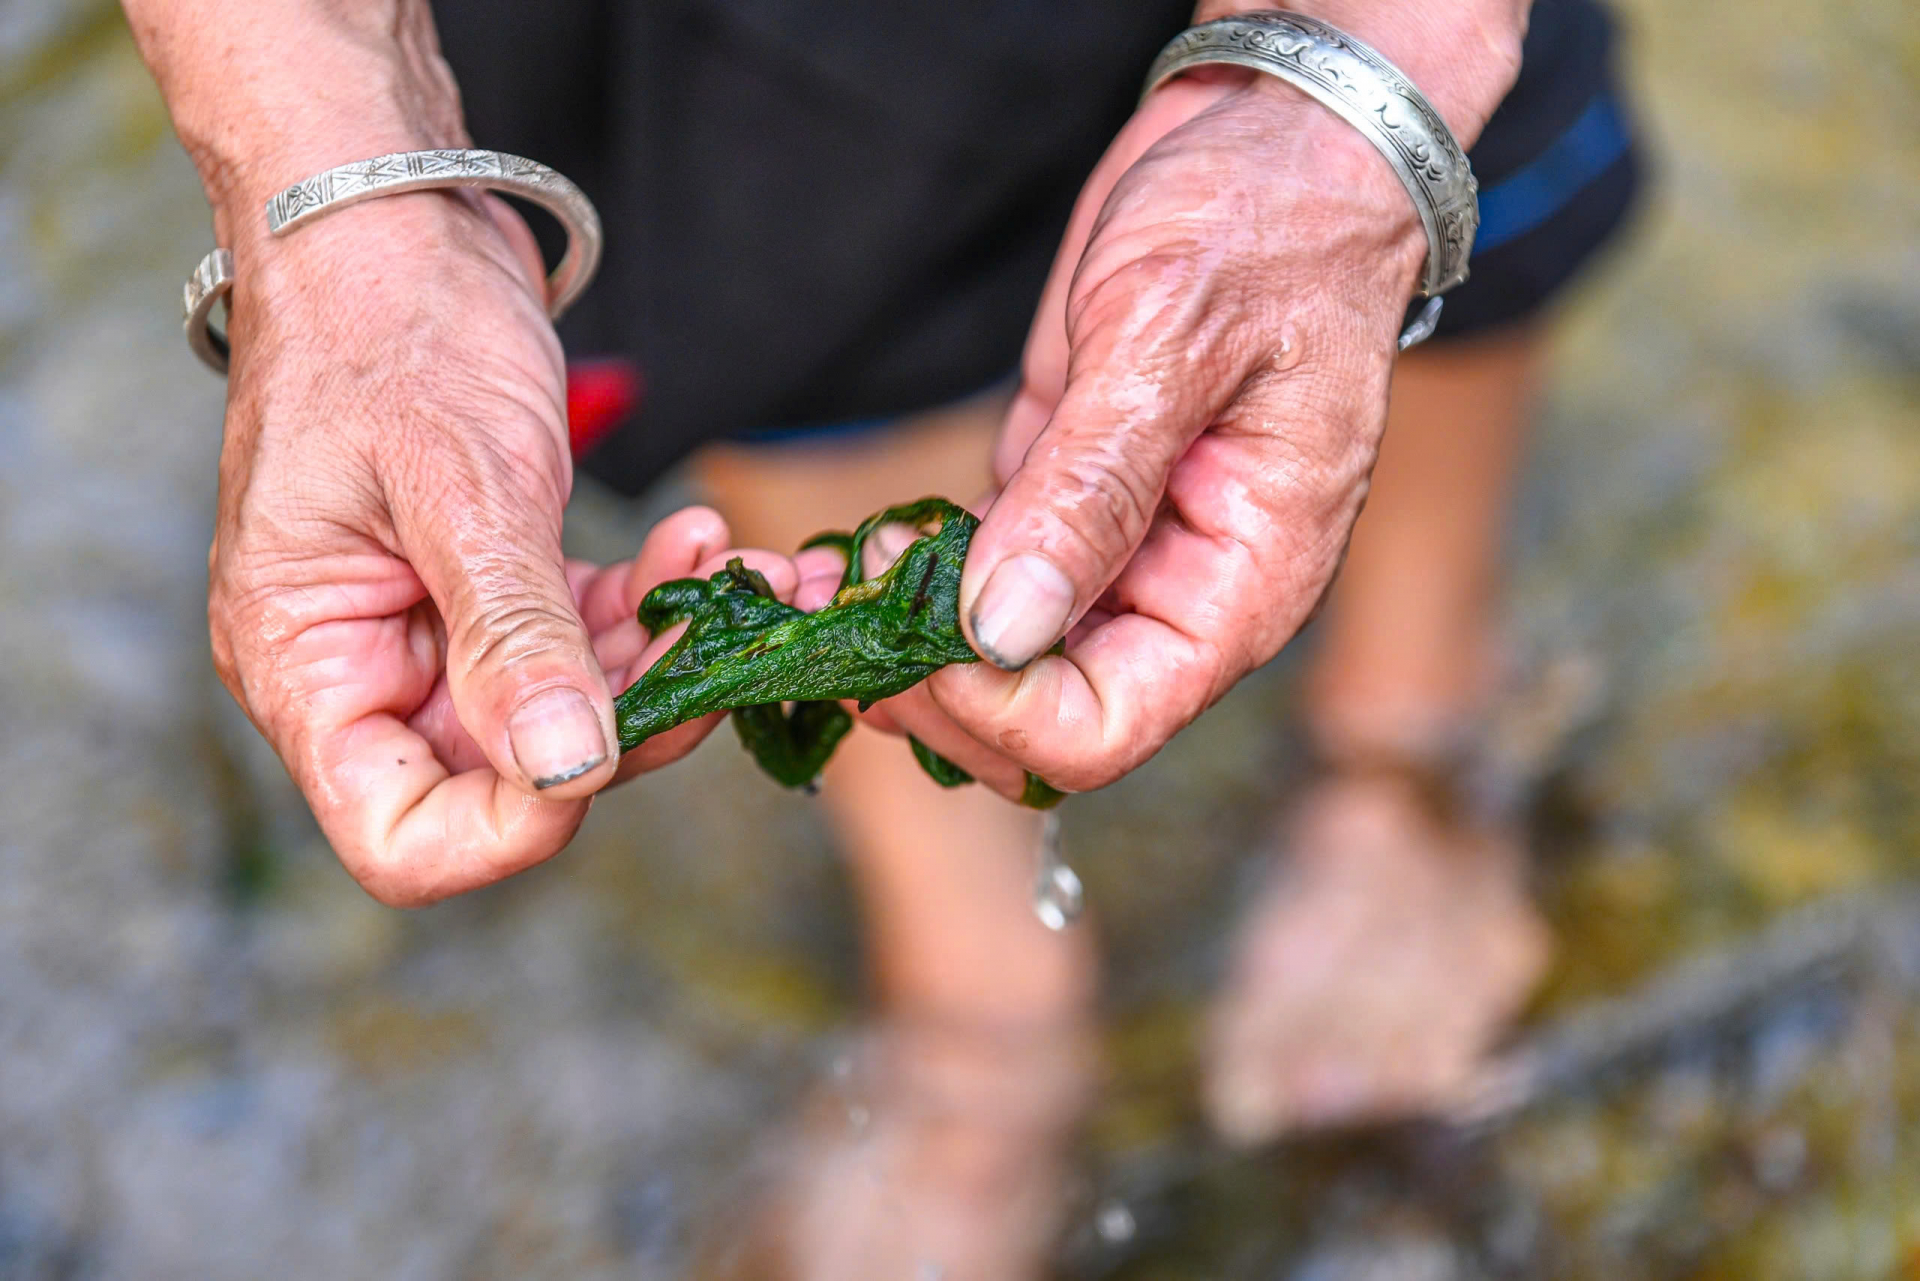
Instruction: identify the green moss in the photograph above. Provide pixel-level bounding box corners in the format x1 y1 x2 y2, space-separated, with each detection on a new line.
613 498 1063 804
909 735 975 787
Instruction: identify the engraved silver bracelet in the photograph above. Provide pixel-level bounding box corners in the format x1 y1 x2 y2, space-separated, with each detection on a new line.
183 148 603 375
1143 12 1480 350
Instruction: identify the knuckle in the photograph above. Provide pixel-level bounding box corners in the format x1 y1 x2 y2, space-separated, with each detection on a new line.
1065 248 1186 338
335 822 460 910
206 573 298 703
452 591 582 680
1069 244 1253 365
1047 731 1141 793
206 591 240 691
1045 759 1120 795
205 580 291 734
345 849 435 909
1028 439 1160 568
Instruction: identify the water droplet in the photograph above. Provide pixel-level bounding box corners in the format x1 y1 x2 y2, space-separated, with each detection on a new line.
847 1103 870 1132
1033 812 1083 931
915 1261 945 1281
1035 865 1083 931
1094 1199 1136 1244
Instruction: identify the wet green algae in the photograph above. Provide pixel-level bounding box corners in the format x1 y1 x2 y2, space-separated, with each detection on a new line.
612 497 1064 807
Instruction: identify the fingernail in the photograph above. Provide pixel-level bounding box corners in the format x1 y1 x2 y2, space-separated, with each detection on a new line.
970 553 1074 670
509 687 609 789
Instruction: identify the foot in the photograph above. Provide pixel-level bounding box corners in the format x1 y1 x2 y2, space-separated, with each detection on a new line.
1202 766 1550 1143
703 1018 1091 1280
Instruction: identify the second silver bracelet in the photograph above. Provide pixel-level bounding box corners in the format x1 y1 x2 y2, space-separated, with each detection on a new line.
183 148 603 376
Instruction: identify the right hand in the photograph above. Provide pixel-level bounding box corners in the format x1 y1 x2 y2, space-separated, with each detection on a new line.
209 191 755 905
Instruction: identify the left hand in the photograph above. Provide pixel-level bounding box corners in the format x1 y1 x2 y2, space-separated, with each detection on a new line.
872 21 1519 796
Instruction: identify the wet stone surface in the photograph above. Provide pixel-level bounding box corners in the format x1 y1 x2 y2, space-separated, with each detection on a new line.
3 1 1919 1277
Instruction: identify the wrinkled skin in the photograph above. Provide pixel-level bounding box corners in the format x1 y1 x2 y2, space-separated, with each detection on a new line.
868 71 1493 795
205 189 771 906
150 0 1519 904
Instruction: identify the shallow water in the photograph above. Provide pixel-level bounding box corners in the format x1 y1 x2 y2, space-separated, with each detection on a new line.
2 1 1918 1277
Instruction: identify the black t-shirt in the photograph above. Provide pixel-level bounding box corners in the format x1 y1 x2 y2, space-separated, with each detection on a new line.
435 0 1634 494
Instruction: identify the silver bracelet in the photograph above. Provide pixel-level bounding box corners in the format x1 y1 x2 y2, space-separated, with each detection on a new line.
1143 12 1479 350
182 148 604 375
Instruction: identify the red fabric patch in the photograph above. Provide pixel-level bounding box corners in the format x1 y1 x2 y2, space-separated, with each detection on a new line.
565 358 642 459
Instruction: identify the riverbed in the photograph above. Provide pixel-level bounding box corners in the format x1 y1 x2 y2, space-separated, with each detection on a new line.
2 2 1917 1276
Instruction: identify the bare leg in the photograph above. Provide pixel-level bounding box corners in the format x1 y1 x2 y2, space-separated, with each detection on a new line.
692 396 1093 1279
693 391 1095 1025
1307 327 1541 746
1204 327 1553 1142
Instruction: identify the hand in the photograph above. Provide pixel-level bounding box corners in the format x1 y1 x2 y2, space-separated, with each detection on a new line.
208 191 786 905
883 25 1518 794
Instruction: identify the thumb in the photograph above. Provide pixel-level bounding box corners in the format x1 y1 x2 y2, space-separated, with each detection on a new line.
400 453 615 797
962 277 1245 670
